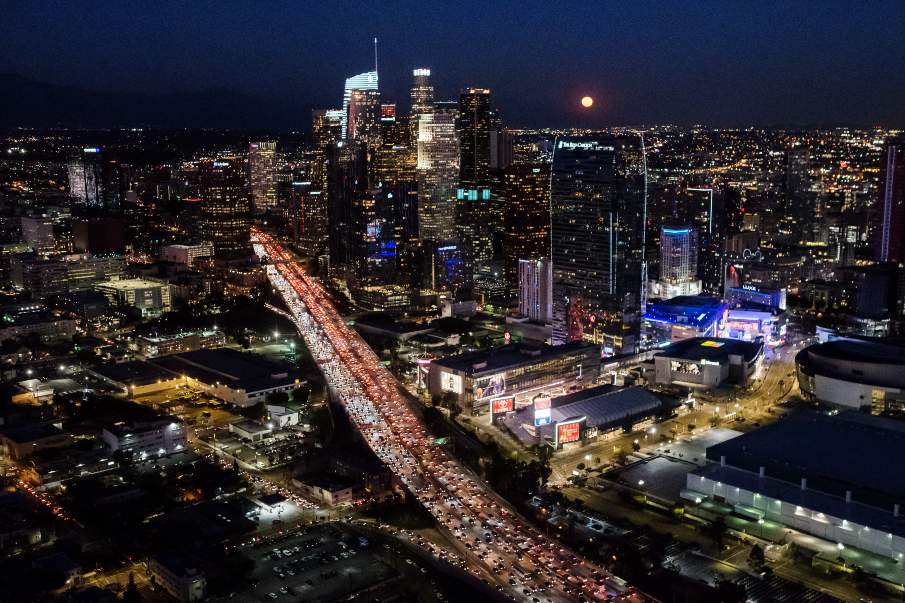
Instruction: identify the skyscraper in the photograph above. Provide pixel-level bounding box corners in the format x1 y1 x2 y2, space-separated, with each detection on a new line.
876 138 905 263
416 113 458 240
347 88 382 150
326 140 369 278
248 141 278 214
502 163 550 282
785 145 826 244
518 257 553 324
647 226 702 300
458 89 493 262
68 148 103 206
550 135 647 351
198 159 252 256
411 69 434 117
68 147 124 211
342 71 378 140
459 89 491 188
312 109 343 190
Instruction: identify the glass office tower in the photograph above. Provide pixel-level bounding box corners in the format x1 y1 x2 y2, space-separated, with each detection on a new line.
248 141 278 214
550 135 647 350
198 159 252 256
416 113 459 240
342 71 378 139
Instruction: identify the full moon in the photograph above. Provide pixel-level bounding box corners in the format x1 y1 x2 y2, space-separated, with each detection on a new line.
581 96 593 107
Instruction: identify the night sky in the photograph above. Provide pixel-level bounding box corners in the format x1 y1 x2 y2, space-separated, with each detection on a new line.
3 0 904 129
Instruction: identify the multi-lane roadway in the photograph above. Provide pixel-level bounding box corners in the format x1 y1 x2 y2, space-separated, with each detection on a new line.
252 230 649 603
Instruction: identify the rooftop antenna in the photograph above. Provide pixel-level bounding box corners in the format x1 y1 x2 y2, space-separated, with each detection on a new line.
374 38 378 74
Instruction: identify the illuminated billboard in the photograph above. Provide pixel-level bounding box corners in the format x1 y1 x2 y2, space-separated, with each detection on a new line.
440 371 462 394
491 396 515 418
534 396 552 426
475 373 505 399
556 420 583 445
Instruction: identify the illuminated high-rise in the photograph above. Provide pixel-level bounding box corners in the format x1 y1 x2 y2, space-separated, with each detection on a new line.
248 141 278 214
342 71 378 139
312 109 343 190
347 88 382 149
68 147 125 211
502 163 550 282
550 135 647 352
876 138 905 263
416 113 458 240
326 140 369 275
459 89 491 188
647 226 702 300
458 89 493 262
411 69 434 117
198 159 252 256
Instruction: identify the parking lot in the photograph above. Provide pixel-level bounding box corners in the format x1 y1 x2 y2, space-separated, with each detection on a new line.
234 525 397 602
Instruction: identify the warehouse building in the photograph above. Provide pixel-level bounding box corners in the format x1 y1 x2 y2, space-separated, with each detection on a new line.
687 412 905 561
91 349 304 407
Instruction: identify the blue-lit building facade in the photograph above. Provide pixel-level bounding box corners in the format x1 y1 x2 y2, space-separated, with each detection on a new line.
642 295 727 349
725 286 787 310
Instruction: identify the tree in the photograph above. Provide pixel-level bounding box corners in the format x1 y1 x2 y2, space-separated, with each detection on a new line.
715 579 747 603
706 517 727 550
748 544 765 569
239 401 267 420
594 457 601 465
576 462 585 471
268 392 289 405
112 449 134 470
232 460 240 476
268 455 275 466
631 441 640 452
614 448 629 464
123 572 141 603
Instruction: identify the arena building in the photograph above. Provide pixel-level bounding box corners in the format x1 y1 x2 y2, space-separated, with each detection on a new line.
653 337 763 387
796 339 905 413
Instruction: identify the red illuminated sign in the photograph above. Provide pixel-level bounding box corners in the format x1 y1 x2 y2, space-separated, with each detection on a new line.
558 422 581 444
534 396 551 410
492 396 514 415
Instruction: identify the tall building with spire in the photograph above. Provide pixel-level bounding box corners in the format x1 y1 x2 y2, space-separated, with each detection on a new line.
347 88 382 150
342 71 378 140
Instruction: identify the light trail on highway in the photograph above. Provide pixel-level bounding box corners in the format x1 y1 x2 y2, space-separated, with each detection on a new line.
251 229 652 603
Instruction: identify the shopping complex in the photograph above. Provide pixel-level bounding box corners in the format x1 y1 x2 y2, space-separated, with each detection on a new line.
426 341 600 411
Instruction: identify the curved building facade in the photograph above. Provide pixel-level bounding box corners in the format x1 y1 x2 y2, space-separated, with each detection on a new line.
796 340 905 412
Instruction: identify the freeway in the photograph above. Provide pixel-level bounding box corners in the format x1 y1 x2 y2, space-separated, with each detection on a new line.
251 229 651 603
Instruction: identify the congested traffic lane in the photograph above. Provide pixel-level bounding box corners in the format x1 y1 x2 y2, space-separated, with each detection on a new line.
252 230 640 603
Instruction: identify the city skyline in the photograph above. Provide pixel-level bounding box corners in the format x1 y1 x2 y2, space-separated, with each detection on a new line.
1 1 904 130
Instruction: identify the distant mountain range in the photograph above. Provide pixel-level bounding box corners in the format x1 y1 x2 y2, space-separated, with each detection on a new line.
0 74 301 130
